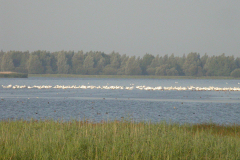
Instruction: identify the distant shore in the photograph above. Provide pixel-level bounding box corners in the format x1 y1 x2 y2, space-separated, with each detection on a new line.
0 72 28 78
29 74 240 79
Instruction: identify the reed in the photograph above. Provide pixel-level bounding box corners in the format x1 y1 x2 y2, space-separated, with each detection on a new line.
0 119 239 159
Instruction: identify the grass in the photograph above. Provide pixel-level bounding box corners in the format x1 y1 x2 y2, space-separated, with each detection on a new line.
29 74 240 79
0 119 240 159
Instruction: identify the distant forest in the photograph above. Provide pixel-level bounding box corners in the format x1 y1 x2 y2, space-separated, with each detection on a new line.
0 50 240 77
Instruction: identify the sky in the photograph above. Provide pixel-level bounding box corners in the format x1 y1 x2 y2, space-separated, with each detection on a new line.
1 0 240 57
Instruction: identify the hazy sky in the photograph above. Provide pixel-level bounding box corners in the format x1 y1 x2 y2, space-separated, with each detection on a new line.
1 0 240 57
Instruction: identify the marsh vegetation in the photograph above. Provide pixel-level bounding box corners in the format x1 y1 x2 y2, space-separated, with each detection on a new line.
0 119 239 159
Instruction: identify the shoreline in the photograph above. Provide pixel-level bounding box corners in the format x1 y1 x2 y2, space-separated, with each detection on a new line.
29 74 240 79
0 72 28 78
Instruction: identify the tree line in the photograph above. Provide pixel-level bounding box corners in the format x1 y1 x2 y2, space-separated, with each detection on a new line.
0 50 240 77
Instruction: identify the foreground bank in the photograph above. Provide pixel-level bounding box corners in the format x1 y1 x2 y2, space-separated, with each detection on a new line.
0 120 239 159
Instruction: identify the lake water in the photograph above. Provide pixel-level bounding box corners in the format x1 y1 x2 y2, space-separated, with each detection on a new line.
0 77 240 124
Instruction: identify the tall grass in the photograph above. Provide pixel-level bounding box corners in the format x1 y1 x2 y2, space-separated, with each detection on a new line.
0 119 240 159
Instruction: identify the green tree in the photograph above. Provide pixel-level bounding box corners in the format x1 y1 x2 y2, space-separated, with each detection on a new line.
166 67 179 76
146 55 160 75
197 66 204 77
96 57 107 74
155 65 168 76
102 51 121 75
125 56 142 75
149 55 160 68
204 56 217 76
83 55 97 75
162 54 168 65
235 57 240 68
65 51 74 73
183 52 201 76
117 54 128 75
231 69 240 78
57 52 69 74
30 50 55 74
28 54 44 74
174 56 185 76
0 50 4 71
108 51 120 68
223 55 236 76
167 53 182 75
44 55 54 74
140 53 155 75
83 55 94 69
1 52 15 72
200 53 208 75
72 51 85 74
146 68 156 75
102 66 118 75
204 54 236 76
50 53 58 73
167 54 177 68
110 55 121 68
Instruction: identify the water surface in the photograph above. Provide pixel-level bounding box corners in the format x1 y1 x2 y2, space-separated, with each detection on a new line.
0 77 240 124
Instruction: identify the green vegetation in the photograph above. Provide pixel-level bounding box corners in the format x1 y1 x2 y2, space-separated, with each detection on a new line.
0 119 240 159
231 69 240 78
0 72 28 78
1 50 240 77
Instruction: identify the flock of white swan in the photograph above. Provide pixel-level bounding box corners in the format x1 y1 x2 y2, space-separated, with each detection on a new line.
2 84 240 91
